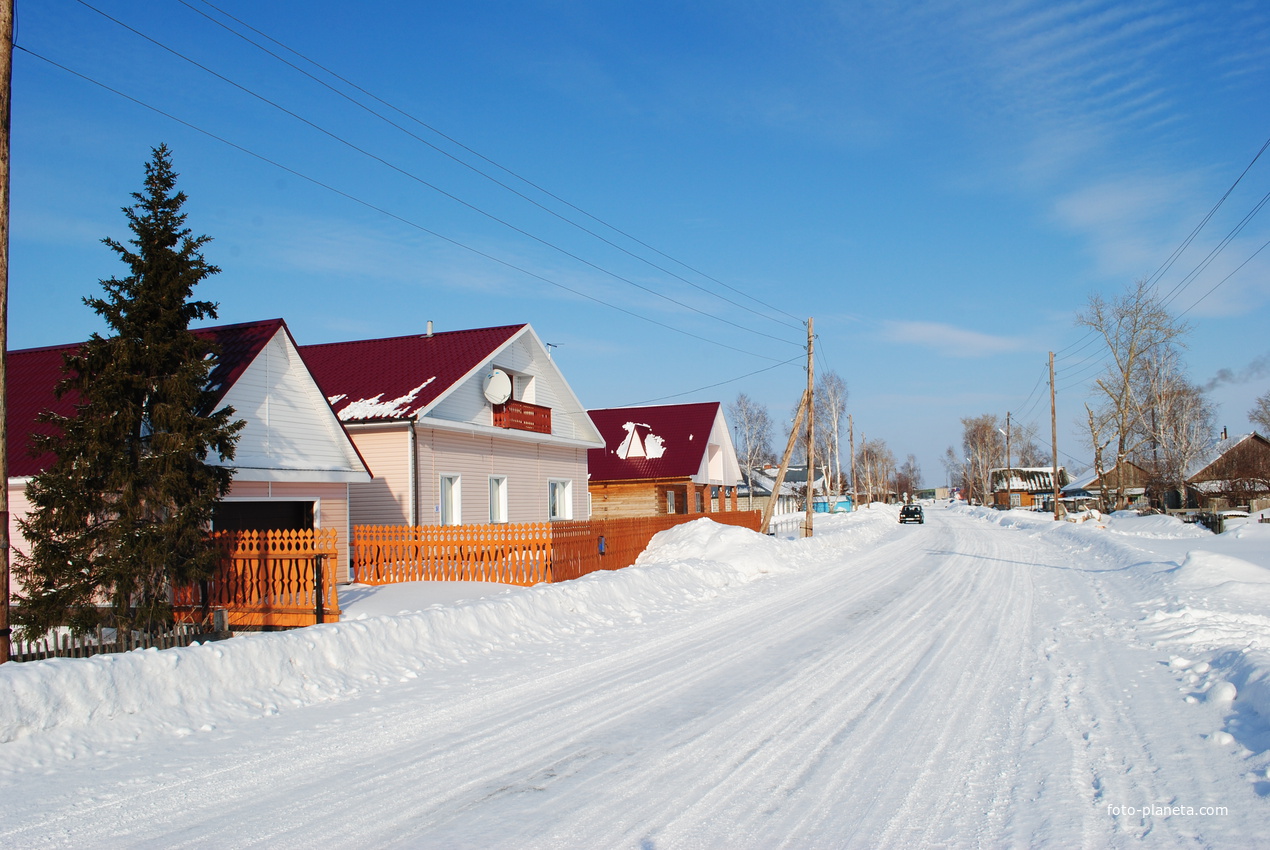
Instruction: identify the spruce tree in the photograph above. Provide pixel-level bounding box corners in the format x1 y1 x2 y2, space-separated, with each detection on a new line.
14 145 243 638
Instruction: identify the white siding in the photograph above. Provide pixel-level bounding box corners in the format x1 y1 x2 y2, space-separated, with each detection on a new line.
411 427 588 524
343 426 413 527
220 330 369 482
424 328 602 447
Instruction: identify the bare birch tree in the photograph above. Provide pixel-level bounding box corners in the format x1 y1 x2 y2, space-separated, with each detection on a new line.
959 414 1003 505
1076 279 1189 510
815 372 848 495
728 393 773 509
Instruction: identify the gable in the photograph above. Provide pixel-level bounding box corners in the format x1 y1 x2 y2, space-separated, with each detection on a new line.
6 319 290 479
1189 433 1270 483
302 324 603 447
218 327 370 483
588 402 740 485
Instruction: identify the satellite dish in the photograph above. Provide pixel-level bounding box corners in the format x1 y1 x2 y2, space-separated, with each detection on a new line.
482 368 512 405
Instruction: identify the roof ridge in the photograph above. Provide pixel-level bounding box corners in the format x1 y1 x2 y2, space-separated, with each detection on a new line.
298 323 527 352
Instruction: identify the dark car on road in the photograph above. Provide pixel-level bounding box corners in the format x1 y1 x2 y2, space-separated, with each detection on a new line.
899 504 924 524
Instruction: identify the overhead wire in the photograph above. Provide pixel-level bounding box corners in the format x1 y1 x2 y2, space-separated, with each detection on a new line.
176 0 807 334
626 356 806 406
71 0 803 350
14 44 790 365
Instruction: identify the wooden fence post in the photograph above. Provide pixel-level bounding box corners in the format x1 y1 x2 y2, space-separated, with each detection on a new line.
313 553 325 624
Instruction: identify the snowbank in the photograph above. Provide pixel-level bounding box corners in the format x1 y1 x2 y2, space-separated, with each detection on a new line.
0 515 891 750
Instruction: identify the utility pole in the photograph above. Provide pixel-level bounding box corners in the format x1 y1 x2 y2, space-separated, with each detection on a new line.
760 390 808 535
1 0 13 664
803 318 815 538
1050 351 1059 521
1004 411 1012 510
848 413 855 511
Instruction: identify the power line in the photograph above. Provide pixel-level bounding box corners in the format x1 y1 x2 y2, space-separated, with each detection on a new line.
16 44 792 365
627 356 805 406
1176 232 1270 319
71 0 802 350
177 0 807 334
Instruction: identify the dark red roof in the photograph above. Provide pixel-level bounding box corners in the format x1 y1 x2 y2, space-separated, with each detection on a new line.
587 402 723 482
7 319 286 478
299 325 525 422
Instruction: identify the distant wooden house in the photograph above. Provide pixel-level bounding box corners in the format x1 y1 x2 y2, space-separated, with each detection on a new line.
1068 460 1151 510
989 467 1070 510
300 323 605 530
1185 432 1270 511
587 402 743 519
7 319 372 583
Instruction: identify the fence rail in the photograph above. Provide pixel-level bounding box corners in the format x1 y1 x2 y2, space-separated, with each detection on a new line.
354 511 762 586
172 528 341 629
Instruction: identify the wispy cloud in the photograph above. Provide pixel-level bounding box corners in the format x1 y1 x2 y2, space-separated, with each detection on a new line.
881 320 1029 357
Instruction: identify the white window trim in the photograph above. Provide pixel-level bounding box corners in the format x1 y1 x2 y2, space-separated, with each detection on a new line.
548 478 573 521
440 474 461 526
489 475 508 524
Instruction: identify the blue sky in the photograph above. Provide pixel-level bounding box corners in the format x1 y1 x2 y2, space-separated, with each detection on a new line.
11 0 1270 487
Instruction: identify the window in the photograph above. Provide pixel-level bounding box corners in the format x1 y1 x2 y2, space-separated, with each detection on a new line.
666 489 676 514
440 474 461 526
489 476 508 523
548 479 572 521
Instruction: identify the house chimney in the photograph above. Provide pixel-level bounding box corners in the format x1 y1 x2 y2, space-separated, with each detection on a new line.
1221 426 1227 441
426 320 433 337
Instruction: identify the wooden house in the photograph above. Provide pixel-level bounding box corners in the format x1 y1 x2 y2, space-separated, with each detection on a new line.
1185 432 1270 511
1073 460 1151 510
989 467 1070 510
586 402 743 519
299 323 605 529
7 319 372 583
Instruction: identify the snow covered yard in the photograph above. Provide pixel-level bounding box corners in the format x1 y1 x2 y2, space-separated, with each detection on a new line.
2 505 1268 848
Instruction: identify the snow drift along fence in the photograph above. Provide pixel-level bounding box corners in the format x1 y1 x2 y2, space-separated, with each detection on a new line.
172 528 341 629
353 511 762 586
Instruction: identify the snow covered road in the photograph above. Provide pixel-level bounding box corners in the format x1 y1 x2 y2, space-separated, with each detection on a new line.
2 505 1267 848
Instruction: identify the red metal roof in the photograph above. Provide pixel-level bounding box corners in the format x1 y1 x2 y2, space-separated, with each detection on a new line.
7 319 287 478
299 325 525 422
587 402 723 481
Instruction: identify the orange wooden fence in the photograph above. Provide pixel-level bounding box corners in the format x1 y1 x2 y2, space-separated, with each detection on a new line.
353 522 554 585
353 511 762 587
172 528 341 629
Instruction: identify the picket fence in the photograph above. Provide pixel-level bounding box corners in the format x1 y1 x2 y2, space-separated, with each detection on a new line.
8 623 210 663
353 510 763 586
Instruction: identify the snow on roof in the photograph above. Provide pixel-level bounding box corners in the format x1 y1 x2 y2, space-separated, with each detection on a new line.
300 325 524 423
588 402 723 481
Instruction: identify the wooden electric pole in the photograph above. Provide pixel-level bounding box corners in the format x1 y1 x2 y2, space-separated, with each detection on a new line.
1003 411 1012 510
760 390 808 535
803 318 815 538
1 0 13 663
848 413 855 511
1050 351 1059 521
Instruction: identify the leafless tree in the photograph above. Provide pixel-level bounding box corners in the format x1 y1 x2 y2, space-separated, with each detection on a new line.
1011 421 1049 467
855 438 895 504
1086 403 1113 512
959 414 1004 505
815 372 848 495
942 446 966 496
1076 279 1189 510
728 393 773 509
1134 351 1215 507
894 454 921 502
1250 390 1270 433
